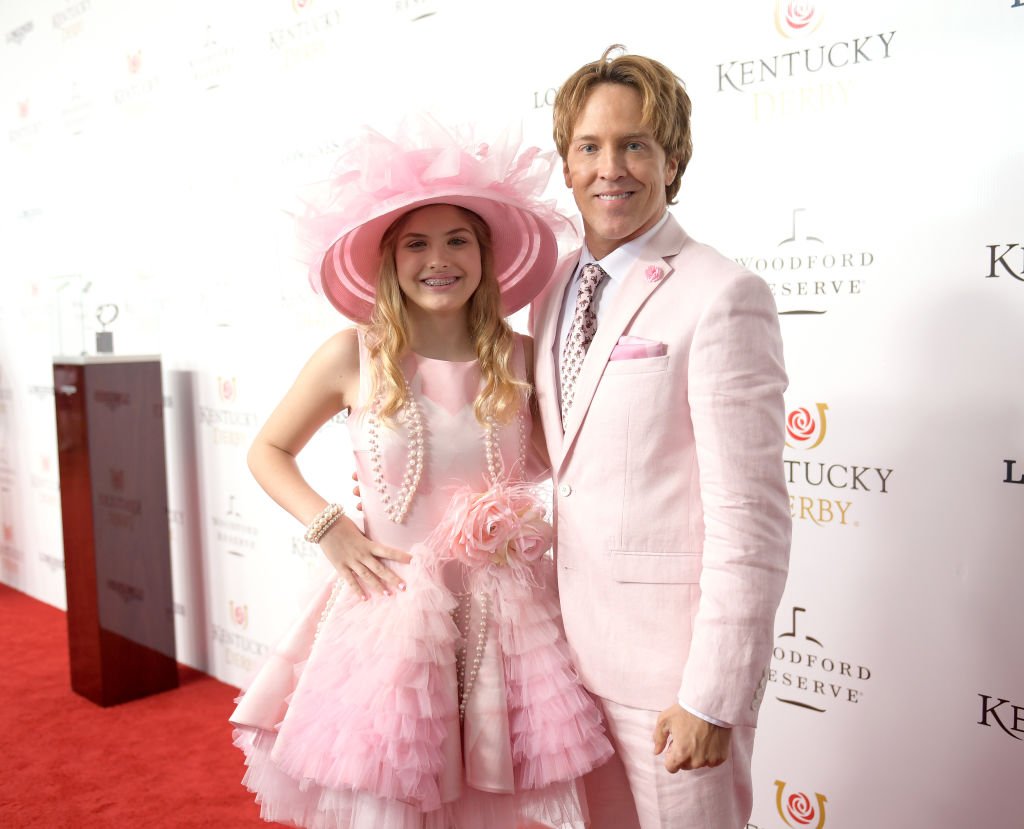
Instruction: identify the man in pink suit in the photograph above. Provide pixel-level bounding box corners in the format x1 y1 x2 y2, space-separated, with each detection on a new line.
529 47 791 828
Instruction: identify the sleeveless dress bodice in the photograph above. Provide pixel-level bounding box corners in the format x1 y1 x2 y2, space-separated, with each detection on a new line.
348 348 527 555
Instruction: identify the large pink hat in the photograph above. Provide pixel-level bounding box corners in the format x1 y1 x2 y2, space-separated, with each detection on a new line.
299 120 575 323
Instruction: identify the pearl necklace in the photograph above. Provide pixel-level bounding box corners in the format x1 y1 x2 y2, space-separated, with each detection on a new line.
366 379 425 523
367 377 527 524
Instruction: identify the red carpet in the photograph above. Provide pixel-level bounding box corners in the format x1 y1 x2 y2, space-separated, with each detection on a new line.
0 584 266 827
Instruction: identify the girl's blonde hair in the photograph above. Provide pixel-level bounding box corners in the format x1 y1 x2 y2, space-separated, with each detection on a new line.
364 205 528 426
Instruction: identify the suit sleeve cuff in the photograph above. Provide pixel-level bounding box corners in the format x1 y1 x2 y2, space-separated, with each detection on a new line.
678 699 732 728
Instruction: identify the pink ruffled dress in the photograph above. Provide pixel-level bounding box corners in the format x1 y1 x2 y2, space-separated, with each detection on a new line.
231 335 613 828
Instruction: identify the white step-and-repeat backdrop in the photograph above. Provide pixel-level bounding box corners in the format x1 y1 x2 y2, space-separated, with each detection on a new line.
1 1 1021 825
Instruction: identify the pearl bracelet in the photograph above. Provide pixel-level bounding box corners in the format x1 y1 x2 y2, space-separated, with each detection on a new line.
304 503 344 544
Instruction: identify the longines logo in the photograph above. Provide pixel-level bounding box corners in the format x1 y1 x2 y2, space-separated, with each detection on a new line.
784 401 893 526
736 209 871 314
775 780 828 828
282 138 344 167
985 243 1023 281
978 693 1024 741
6 20 34 45
1004 459 1023 485
771 607 870 712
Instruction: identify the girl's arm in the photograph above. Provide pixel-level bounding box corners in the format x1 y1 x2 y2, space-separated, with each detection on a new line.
248 327 411 599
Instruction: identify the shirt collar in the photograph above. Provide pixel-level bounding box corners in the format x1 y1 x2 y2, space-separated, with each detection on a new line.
578 211 671 283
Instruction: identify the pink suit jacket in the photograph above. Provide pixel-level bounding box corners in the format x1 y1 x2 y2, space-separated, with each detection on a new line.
530 215 791 728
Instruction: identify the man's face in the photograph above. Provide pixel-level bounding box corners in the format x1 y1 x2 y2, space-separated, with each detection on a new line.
562 83 678 261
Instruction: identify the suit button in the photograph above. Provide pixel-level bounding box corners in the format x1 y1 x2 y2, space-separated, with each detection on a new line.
558 483 572 497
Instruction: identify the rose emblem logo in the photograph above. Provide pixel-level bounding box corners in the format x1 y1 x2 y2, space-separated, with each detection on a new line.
218 377 237 403
787 408 815 443
784 402 829 449
775 1 824 39
229 601 249 630
786 792 816 824
775 780 828 829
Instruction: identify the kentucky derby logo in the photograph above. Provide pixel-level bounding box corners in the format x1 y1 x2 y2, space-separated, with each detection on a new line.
229 600 249 630
127 50 142 74
786 403 828 449
775 2 823 38
775 780 827 828
218 377 237 403
109 467 125 493
291 0 311 11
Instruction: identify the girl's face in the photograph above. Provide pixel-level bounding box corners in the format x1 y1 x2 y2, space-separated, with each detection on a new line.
393 204 483 318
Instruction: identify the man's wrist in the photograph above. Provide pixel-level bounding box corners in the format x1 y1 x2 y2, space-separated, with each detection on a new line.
678 699 732 728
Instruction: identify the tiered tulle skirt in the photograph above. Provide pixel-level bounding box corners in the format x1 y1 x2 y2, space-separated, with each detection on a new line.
231 549 612 828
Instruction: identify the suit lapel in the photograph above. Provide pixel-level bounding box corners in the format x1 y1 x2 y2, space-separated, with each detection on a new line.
555 218 689 471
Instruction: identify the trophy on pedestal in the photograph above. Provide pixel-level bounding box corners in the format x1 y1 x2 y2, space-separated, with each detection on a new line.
95 304 119 354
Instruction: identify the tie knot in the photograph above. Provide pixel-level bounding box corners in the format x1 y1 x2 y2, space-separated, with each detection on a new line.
578 263 607 298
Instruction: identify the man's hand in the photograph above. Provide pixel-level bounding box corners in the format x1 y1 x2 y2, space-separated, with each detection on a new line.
652 704 731 773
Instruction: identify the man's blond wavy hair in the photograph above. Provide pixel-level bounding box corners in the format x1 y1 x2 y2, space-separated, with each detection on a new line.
364 205 528 426
553 44 693 204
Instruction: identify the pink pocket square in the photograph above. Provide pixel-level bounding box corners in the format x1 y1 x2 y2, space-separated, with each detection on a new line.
609 335 668 361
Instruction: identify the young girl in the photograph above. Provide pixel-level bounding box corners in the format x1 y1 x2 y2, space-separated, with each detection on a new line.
230 126 613 828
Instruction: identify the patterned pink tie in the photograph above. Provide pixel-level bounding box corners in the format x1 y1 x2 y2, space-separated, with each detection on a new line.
560 263 608 423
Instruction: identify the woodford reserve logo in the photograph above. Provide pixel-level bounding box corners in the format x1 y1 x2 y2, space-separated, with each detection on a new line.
784 401 893 527
734 208 873 315
771 607 871 712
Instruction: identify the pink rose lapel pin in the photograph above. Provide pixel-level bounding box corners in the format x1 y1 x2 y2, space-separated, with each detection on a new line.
644 265 665 283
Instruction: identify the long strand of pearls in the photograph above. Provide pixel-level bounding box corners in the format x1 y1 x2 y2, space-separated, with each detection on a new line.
366 378 424 524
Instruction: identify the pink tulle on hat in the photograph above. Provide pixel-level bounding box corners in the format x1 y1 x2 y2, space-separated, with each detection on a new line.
297 119 576 323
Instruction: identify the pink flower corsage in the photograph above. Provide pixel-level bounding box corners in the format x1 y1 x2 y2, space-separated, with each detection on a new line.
430 480 552 581
644 265 665 283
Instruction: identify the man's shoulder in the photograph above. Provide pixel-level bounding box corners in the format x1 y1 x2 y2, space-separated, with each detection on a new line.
668 226 768 296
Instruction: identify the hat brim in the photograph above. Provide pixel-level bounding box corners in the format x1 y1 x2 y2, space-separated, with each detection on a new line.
316 187 560 324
